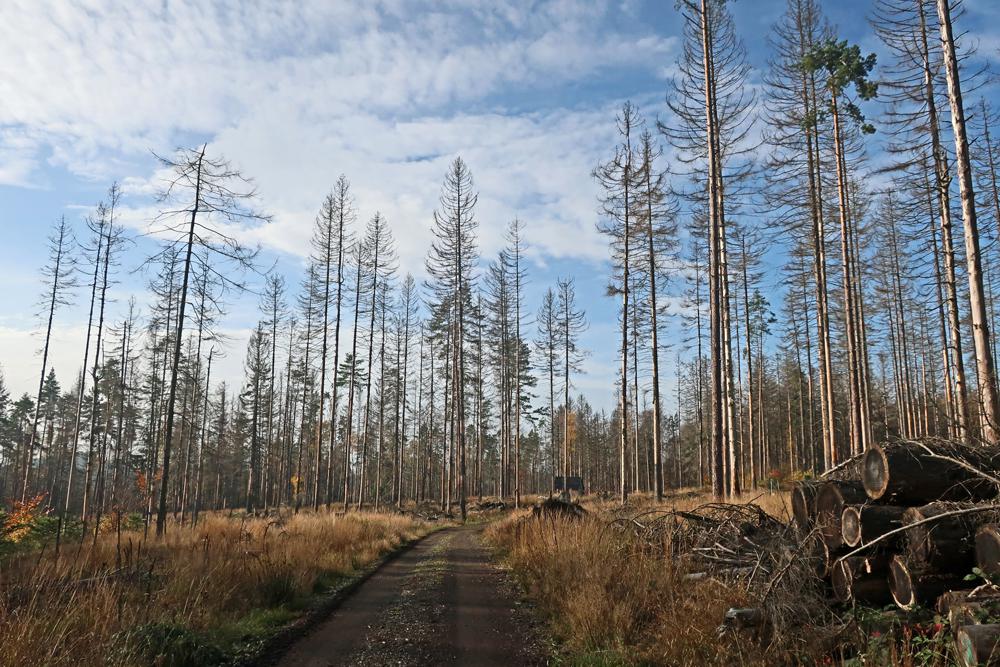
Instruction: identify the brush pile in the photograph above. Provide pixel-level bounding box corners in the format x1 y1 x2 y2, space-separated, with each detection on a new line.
610 495 841 652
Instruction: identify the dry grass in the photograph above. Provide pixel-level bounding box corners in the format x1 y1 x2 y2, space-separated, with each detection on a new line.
578 488 792 519
485 490 808 666
0 511 434 666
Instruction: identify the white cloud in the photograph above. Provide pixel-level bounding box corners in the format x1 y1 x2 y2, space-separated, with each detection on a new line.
0 323 90 398
0 319 253 405
0 0 674 183
2 0 675 272
1 0 678 412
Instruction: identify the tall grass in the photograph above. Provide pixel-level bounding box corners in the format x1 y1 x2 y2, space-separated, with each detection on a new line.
486 491 796 666
0 511 431 666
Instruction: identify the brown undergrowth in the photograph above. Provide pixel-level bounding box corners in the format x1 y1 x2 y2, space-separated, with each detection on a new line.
0 510 433 666
485 490 828 666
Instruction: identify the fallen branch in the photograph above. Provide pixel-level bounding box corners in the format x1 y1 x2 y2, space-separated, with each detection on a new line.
908 439 1000 488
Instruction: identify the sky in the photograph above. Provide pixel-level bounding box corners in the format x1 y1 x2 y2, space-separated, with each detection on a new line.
1 0 999 415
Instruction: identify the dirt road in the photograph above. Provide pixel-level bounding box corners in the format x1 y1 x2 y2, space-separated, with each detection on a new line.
274 525 543 667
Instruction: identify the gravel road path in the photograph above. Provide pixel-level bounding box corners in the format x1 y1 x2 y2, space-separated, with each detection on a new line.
274 524 543 667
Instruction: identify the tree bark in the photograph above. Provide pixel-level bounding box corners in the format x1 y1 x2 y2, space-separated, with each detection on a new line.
937 0 1000 443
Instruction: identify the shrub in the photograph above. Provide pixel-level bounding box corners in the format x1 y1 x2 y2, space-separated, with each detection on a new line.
111 622 225 667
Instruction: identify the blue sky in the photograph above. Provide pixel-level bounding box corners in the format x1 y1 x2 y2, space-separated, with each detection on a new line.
1 0 999 414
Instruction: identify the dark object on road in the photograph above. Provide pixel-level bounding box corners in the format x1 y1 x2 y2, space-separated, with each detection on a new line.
555 476 585 494
472 500 508 512
532 497 587 520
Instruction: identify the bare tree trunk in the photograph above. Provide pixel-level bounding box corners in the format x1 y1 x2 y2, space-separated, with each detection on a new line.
83 195 118 530
643 168 665 499
830 96 865 456
193 349 212 525
343 243 364 511
918 2 968 440
156 148 205 537
697 0 725 499
358 233 380 509
937 0 1000 443
325 201 347 508
24 220 73 503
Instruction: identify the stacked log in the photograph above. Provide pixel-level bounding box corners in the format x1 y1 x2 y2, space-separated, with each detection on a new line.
791 440 1000 664
956 624 1000 667
902 502 1000 572
841 504 906 548
815 481 867 549
790 440 1000 620
791 454 867 530
977 524 1000 577
862 441 1000 504
831 555 891 605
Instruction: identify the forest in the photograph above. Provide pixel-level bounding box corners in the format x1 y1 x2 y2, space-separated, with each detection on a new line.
2 0 998 529
2 0 1000 664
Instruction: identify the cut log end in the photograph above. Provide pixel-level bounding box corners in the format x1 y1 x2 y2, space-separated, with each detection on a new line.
889 556 916 610
863 445 889 501
889 555 966 611
978 524 1000 577
792 481 821 529
956 623 1000 667
844 504 908 549
816 481 867 549
831 559 853 603
833 556 891 606
842 507 862 547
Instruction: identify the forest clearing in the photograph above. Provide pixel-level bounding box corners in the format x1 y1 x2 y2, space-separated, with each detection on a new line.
5 0 1000 663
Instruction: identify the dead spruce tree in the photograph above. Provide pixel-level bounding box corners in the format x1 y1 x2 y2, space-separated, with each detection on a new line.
536 288 558 493
357 213 396 508
309 178 354 510
763 0 837 470
23 216 77 503
81 187 128 530
557 277 587 493
395 274 418 508
595 101 643 504
871 0 970 441
150 145 267 536
259 272 286 509
426 157 478 521
636 129 678 499
507 220 527 508
664 0 755 496
936 0 1000 442
342 240 365 512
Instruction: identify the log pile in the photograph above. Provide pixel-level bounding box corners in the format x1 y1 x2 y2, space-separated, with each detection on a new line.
609 439 1000 660
792 439 1000 664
